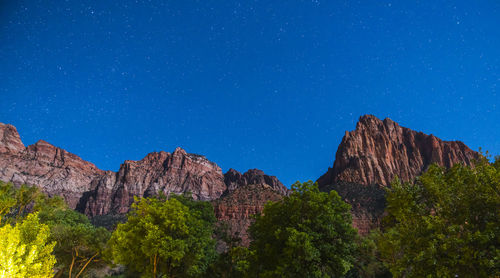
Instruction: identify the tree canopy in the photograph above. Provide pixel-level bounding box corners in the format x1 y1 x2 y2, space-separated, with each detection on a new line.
36 196 111 278
0 212 56 278
378 158 500 277
248 180 357 277
108 194 217 278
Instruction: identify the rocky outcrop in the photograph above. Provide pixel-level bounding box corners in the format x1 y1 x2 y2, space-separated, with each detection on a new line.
0 126 104 208
213 183 285 246
0 123 284 227
317 115 480 234
0 123 25 153
82 148 227 216
318 115 480 188
224 168 288 195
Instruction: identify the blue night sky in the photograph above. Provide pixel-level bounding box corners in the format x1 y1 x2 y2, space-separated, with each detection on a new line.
1 1 499 186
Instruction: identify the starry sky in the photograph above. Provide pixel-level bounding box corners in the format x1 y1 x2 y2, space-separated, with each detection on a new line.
1 1 499 186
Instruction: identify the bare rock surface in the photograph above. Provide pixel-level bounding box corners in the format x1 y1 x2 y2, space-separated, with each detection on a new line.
224 168 288 195
317 115 480 234
213 183 284 246
82 148 227 216
318 115 479 187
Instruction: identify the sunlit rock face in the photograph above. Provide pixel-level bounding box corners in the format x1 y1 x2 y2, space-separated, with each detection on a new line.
0 124 104 208
0 123 227 214
0 117 480 238
0 122 287 239
81 147 228 216
317 115 480 234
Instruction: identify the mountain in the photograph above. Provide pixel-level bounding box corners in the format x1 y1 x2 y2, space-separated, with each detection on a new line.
317 115 480 234
0 122 288 241
0 116 480 238
0 123 104 208
79 148 228 216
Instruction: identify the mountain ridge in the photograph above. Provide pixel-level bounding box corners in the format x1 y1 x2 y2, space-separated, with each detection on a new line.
0 116 481 237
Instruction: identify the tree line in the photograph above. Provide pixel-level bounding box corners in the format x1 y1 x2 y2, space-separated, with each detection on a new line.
0 156 498 277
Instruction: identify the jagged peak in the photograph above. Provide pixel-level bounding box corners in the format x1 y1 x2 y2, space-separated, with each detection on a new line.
225 168 241 175
173 146 187 155
319 115 480 187
0 122 24 153
244 168 266 176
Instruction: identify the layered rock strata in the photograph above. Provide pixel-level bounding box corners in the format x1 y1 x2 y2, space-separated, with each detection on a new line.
317 115 480 234
0 122 288 240
213 183 284 246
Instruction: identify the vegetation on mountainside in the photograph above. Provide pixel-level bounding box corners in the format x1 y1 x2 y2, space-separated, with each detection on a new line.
378 157 500 277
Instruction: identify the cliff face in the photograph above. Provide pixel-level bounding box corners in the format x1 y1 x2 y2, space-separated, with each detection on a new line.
0 117 480 238
224 168 288 195
318 115 479 188
0 124 104 208
81 148 227 216
317 115 480 234
0 122 286 238
0 123 228 214
212 169 288 246
213 183 284 246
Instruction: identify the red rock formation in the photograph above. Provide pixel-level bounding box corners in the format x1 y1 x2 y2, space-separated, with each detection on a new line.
224 168 288 195
0 123 25 153
213 183 284 246
317 115 480 234
0 123 283 227
0 124 104 208
318 115 479 187
82 148 227 216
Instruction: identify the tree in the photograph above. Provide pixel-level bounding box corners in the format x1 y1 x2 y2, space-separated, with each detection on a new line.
378 158 500 277
0 182 110 278
108 195 217 277
206 221 251 278
0 212 56 278
0 181 41 225
36 198 111 278
248 181 357 277
344 231 391 278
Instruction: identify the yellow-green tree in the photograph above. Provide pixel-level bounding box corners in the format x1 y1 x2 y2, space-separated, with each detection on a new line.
36 196 110 278
378 158 500 277
108 195 216 277
0 213 56 278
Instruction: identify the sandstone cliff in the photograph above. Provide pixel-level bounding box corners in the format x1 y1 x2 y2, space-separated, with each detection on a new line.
0 122 287 238
317 115 480 234
81 148 227 216
0 123 104 208
213 183 284 246
318 115 479 187
0 123 228 214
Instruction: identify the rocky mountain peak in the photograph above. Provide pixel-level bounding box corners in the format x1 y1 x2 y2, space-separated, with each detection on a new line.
0 123 25 154
318 115 479 188
317 115 480 234
223 168 288 195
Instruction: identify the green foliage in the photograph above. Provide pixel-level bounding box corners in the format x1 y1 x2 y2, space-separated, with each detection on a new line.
37 198 111 278
0 212 56 278
0 182 110 277
108 195 217 278
0 181 41 224
344 231 391 278
248 181 357 277
378 158 500 277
